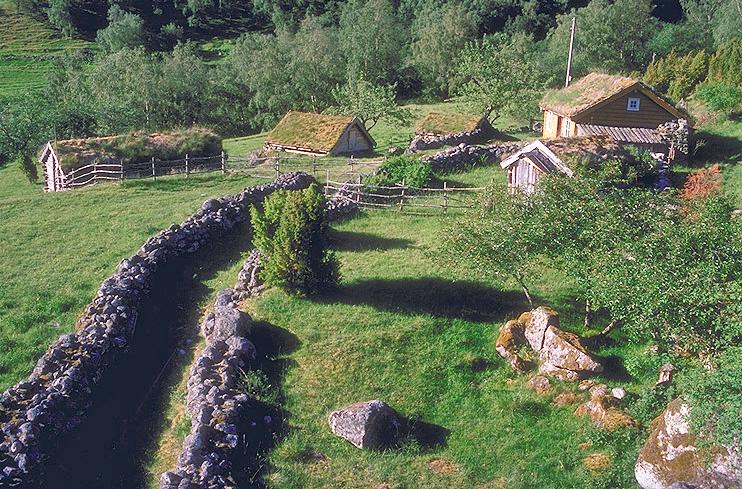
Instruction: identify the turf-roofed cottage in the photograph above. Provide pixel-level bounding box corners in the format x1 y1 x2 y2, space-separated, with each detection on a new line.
500 135 626 194
414 112 492 136
264 111 376 156
540 73 684 153
39 129 222 191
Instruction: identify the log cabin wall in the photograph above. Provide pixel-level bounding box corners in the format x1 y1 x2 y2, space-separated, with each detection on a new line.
573 89 677 128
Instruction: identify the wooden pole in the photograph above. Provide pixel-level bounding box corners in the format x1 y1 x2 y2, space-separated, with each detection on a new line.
399 178 405 212
326 168 330 185
565 16 576 87
151 157 156 181
443 181 448 214
356 174 362 204
221 151 226 174
120 159 124 182
185 153 189 178
274 158 280 179
312 156 317 176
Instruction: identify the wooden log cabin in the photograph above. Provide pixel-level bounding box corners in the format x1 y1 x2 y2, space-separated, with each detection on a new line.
540 73 684 153
264 111 375 156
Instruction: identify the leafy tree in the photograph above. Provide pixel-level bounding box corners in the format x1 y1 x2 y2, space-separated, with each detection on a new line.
330 78 411 131
547 0 659 77
681 0 742 47
644 50 682 93
706 37 742 86
339 0 407 85
251 184 339 296
46 0 75 36
0 91 54 181
157 44 212 127
454 32 548 123
667 49 708 101
96 5 146 54
408 2 476 96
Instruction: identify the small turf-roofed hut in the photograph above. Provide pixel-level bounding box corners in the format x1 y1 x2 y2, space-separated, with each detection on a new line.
540 73 683 152
414 112 492 136
264 111 375 156
500 135 625 194
39 128 222 191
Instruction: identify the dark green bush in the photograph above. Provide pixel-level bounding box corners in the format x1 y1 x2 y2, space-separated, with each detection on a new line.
696 82 742 114
250 183 339 296
366 155 433 188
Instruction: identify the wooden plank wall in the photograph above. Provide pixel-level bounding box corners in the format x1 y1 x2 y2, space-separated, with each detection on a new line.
573 90 676 128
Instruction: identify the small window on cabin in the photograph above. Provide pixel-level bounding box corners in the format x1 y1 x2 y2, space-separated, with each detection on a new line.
627 97 641 111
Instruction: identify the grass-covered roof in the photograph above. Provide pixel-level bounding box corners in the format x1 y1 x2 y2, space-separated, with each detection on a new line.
415 112 486 135
46 128 222 172
265 111 360 153
540 73 639 117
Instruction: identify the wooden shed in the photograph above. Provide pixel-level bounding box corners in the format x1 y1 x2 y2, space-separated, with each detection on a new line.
540 73 683 144
414 112 492 136
500 136 625 194
264 111 375 156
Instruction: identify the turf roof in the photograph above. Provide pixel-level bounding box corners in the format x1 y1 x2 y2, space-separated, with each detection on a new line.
540 73 639 117
415 112 485 135
266 111 363 153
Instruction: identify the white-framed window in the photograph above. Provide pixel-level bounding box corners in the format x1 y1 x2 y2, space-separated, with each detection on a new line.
627 97 641 111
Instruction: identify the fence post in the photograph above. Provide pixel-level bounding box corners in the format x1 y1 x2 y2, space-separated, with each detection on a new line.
312 157 317 177
326 168 330 185
356 174 362 204
93 163 98 184
349 155 354 173
443 181 448 214
399 178 405 212
185 153 189 178
274 158 280 179
120 159 124 182
221 151 226 174
151 157 156 181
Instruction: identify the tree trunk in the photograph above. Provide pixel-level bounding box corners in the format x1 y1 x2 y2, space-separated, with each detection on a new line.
600 319 619 336
584 299 592 329
517 274 534 308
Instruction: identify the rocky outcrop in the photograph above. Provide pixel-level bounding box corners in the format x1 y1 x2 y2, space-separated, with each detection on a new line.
421 142 523 174
635 399 742 489
575 384 637 431
328 400 403 450
0 173 315 488
495 307 603 381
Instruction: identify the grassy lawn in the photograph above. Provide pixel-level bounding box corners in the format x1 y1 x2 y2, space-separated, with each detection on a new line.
0 163 261 390
0 3 93 96
234 211 649 489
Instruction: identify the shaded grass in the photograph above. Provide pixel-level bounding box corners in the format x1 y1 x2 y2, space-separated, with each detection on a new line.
242 211 651 488
0 163 260 390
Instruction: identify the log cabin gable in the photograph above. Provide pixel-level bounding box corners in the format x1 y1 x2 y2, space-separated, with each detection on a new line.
571 85 682 128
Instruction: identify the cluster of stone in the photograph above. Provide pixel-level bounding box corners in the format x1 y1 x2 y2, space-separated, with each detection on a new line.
408 127 494 153
657 118 690 162
635 399 741 489
160 287 257 489
496 307 603 381
326 182 359 221
421 142 523 174
0 172 315 488
574 381 637 431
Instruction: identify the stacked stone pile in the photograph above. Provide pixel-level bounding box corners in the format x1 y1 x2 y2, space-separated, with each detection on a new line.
408 127 492 153
0 172 314 488
159 288 257 489
422 142 523 174
656 118 690 161
326 182 359 221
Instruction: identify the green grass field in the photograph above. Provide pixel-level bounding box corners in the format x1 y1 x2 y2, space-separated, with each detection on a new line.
0 3 92 96
0 163 261 390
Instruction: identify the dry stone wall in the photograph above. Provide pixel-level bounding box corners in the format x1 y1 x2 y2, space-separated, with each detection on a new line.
408 126 493 153
0 173 315 488
422 142 523 174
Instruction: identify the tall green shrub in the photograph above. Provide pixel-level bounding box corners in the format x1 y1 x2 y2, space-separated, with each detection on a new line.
366 156 433 188
250 184 339 296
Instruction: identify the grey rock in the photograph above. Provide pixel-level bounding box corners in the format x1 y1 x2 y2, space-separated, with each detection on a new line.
328 400 403 450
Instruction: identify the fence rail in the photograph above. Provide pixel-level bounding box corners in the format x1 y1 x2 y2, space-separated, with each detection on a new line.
53 152 386 191
324 179 484 215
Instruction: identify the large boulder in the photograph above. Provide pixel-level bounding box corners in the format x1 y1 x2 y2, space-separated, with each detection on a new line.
328 400 403 450
495 306 603 380
635 399 742 489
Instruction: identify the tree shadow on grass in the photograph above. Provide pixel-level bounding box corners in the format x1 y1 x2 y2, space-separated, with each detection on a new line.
320 278 530 323
236 321 300 489
328 229 413 252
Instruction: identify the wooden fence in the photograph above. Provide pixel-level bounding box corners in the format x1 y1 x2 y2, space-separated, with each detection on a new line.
55 152 384 191
324 179 485 215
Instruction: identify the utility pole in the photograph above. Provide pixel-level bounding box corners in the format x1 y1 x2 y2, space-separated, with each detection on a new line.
565 16 576 87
